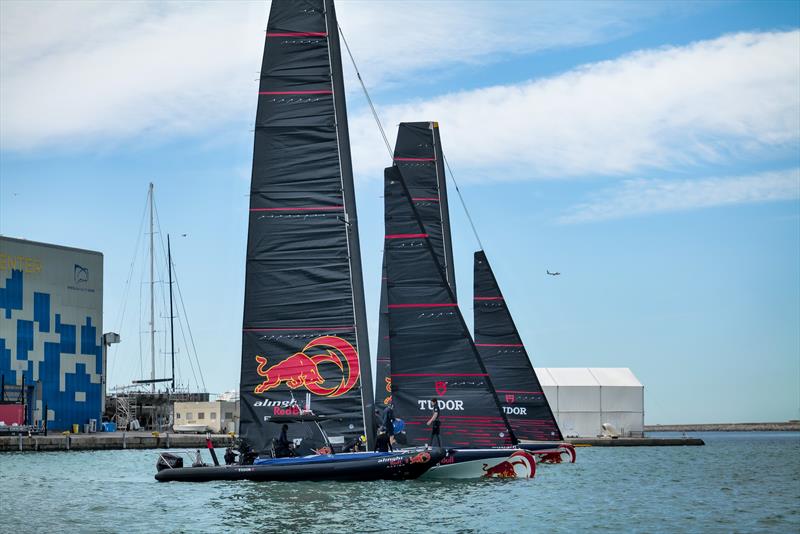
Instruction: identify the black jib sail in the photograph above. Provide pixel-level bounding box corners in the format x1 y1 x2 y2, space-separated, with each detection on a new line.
474 251 563 441
375 122 455 409
384 166 515 448
240 0 374 454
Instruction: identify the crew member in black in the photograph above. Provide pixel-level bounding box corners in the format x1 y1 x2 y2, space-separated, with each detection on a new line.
375 427 392 452
382 402 396 446
224 447 236 465
275 424 293 458
426 397 442 447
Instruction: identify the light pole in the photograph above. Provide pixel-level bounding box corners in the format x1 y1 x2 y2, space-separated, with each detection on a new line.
102 332 121 422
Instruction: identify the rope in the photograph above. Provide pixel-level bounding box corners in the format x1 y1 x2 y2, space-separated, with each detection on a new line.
338 24 393 160
442 152 484 250
337 22 484 251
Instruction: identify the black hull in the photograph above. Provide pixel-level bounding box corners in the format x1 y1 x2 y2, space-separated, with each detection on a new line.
155 449 444 483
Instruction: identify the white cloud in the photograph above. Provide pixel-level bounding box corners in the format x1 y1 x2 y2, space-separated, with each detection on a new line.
557 168 800 223
0 0 663 151
350 30 800 181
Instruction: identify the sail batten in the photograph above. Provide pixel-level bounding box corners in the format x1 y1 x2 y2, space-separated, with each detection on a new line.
240 0 373 453
474 250 563 441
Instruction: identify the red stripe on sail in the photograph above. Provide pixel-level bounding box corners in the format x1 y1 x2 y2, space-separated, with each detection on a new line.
388 303 457 309
385 233 428 239
259 90 332 95
250 205 343 212
496 390 543 394
474 297 503 301
391 373 487 377
267 32 327 37
243 326 354 332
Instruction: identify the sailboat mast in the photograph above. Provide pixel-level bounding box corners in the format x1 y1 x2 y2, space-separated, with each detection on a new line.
168 234 175 392
148 182 156 393
324 0 375 448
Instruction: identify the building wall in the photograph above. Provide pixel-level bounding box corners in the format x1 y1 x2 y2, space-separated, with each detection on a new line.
173 400 238 433
0 237 103 430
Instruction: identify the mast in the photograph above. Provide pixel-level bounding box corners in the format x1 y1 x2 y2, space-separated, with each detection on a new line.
149 182 155 393
168 234 175 392
431 123 456 294
324 0 374 449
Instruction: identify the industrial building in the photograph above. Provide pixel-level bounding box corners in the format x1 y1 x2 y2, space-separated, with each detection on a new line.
173 400 239 433
536 367 645 438
0 236 104 431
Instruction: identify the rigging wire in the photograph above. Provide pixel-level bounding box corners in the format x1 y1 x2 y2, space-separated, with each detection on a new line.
338 22 485 250
109 195 148 383
338 23 393 160
442 152 484 250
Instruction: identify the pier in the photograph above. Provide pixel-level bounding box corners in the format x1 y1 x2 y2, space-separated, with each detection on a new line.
0 431 234 452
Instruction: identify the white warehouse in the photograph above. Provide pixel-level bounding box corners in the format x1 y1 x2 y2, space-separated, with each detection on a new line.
535 368 644 438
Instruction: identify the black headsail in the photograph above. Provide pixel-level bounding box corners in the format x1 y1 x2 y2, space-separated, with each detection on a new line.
384 166 515 448
375 122 455 409
474 251 563 441
240 0 374 453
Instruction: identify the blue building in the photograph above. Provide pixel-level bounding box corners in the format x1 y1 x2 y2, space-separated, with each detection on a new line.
0 236 104 431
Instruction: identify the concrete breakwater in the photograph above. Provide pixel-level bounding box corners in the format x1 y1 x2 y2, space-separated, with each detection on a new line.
0 431 234 452
645 421 800 432
1 432 704 452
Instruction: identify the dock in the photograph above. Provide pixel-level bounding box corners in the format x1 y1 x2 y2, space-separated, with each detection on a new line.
0 431 234 452
1 431 706 452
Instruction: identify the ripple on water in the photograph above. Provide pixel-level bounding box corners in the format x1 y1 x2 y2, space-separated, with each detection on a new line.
0 432 798 533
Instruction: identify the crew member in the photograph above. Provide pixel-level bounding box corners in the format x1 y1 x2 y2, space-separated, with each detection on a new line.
375 427 392 452
427 397 442 447
275 424 293 458
224 447 236 465
382 402 396 446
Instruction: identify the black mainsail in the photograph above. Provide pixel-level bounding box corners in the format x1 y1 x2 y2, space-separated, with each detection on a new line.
240 0 374 453
384 166 515 448
375 122 455 409
474 251 563 441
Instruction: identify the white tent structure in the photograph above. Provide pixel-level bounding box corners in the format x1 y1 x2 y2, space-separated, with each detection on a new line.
535 368 644 438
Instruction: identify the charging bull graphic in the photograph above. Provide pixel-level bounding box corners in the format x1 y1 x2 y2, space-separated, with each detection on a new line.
383 377 392 405
254 335 360 397
481 450 536 479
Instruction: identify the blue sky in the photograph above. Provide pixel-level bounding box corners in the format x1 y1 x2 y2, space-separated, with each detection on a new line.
1 0 798 424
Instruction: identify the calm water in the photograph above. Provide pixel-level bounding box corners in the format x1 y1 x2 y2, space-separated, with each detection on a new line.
0 432 798 533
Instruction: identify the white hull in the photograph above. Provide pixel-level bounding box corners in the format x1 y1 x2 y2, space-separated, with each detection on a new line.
421 449 536 479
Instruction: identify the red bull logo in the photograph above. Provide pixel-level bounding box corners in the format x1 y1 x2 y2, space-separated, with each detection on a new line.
254 335 360 397
383 377 392 405
481 450 536 479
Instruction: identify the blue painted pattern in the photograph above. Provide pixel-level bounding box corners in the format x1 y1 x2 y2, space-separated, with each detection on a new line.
0 269 102 430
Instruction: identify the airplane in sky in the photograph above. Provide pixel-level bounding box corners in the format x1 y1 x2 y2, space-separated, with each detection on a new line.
546 270 561 276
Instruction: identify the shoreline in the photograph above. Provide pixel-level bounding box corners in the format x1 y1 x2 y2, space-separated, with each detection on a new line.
645 421 800 432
